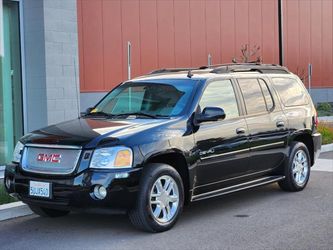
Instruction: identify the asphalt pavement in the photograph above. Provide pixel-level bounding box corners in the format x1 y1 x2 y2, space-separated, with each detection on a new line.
0 153 332 250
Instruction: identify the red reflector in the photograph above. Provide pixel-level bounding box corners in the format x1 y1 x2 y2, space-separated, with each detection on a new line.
314 110 319 127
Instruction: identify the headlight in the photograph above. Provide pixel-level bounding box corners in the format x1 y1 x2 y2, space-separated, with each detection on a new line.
12 141 24 163
90 146 133 169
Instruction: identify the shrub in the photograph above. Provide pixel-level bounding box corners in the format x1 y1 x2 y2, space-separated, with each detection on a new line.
318 123 333 145
0 183 17 205
316 103 333 117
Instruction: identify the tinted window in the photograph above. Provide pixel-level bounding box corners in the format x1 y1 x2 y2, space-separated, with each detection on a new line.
272 78 309 106
238 79 267 115
258 79 274 111
199 80 239 119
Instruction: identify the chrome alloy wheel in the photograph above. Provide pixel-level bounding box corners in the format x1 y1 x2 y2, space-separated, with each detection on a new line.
292 150 309 186
149 175 179 224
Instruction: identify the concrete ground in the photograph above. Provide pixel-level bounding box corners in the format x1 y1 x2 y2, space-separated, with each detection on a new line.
0 153 332 250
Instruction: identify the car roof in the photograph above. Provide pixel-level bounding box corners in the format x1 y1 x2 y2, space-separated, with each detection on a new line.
132 63 294 82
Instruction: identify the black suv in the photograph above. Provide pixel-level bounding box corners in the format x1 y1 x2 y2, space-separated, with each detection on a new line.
5 64 321 232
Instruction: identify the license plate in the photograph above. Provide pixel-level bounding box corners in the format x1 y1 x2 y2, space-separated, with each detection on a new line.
29 181 51 198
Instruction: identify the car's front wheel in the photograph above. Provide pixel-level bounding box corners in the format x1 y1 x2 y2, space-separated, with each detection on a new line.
28 205 70 217
129 163 184 232
279 142 311 191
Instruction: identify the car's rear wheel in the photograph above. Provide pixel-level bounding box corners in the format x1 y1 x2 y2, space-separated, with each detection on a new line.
279 142 311 192
28 205 70 217
128 163 184 232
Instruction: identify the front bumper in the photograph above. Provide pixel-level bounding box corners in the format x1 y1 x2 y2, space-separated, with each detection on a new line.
4 164 142 211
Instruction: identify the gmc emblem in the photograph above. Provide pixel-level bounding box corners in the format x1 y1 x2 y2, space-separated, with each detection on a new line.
37 153 61 163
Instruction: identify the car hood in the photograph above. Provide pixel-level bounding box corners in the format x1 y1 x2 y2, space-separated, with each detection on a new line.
21 117 181 149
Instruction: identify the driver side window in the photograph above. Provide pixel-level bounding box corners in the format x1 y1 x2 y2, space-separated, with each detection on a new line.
199 80 239 120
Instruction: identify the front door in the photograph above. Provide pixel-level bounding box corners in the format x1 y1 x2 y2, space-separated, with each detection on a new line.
194 79 250 195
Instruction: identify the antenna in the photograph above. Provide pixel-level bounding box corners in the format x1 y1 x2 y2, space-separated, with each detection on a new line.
73 57 81 118
208 54 212 67
127 41 131 80
187 69 193 78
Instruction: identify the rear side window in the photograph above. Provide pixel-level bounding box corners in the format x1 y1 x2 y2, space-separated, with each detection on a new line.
272 78 309 107
199 80 239 119
237 79 267 115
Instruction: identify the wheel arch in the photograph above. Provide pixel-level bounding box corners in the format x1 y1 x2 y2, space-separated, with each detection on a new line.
145 150 192 205
291 131 314 166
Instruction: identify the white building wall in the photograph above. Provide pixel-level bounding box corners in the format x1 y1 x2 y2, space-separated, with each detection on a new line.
43 0 80 125
22 0 80 132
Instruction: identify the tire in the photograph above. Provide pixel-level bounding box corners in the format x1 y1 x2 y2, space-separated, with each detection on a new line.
128 163 184 233
278 142 311 192
28 205 70 217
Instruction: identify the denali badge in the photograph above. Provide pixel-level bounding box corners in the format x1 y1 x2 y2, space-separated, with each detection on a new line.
37 153 61 163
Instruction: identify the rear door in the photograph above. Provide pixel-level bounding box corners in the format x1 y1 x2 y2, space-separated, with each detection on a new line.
194 79 250 194
236 77 288 174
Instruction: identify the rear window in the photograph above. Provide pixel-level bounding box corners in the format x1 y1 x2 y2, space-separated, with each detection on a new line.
272 78 309 107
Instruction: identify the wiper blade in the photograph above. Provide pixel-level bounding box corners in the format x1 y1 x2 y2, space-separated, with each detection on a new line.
83 111 114 118
114 112 167 119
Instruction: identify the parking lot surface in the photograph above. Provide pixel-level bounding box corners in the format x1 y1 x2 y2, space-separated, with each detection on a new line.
0 153 332 250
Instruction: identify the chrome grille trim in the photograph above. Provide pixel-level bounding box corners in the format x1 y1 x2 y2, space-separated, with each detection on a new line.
25 143 82 149
21 145 82 175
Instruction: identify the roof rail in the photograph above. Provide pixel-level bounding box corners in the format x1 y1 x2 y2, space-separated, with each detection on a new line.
149 65 214 75
210 63 290 74
150 68 195 74
149 63 290 75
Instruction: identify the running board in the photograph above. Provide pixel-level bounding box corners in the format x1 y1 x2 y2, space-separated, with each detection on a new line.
191 176 285 202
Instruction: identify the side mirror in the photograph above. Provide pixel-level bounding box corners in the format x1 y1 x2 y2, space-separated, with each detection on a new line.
196 107 226 123
80 107 94 116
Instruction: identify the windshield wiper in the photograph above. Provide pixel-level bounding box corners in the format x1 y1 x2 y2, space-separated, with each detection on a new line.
114 112 167 119
83 111 114 118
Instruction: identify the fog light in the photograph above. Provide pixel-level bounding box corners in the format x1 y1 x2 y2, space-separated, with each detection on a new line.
115 172 129 179
93 185 107 200
5 178 11 189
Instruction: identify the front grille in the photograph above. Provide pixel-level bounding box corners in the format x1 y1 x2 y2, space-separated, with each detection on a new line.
21 144 82 175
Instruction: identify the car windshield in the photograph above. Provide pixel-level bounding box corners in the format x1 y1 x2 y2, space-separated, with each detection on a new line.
90 80 196 118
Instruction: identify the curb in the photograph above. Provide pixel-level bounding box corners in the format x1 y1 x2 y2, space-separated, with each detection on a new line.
321 143 333 153
0 201 33 221
0 166 5 180
0 166 4 179
318 116 333 122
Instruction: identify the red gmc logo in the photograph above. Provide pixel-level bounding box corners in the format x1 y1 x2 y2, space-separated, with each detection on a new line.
37 153 61 163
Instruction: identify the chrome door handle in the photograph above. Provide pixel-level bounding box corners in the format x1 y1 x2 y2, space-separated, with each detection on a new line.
236 127 246 134
276 121 285 128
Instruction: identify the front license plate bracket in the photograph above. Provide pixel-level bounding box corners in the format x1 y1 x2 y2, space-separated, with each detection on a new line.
29 181 52 199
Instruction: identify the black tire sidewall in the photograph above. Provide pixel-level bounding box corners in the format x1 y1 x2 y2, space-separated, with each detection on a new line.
138 164 184 232
286 142 311 190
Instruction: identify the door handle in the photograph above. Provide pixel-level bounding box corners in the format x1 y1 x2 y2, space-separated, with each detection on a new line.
276 121 285 128
236 127 246 134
